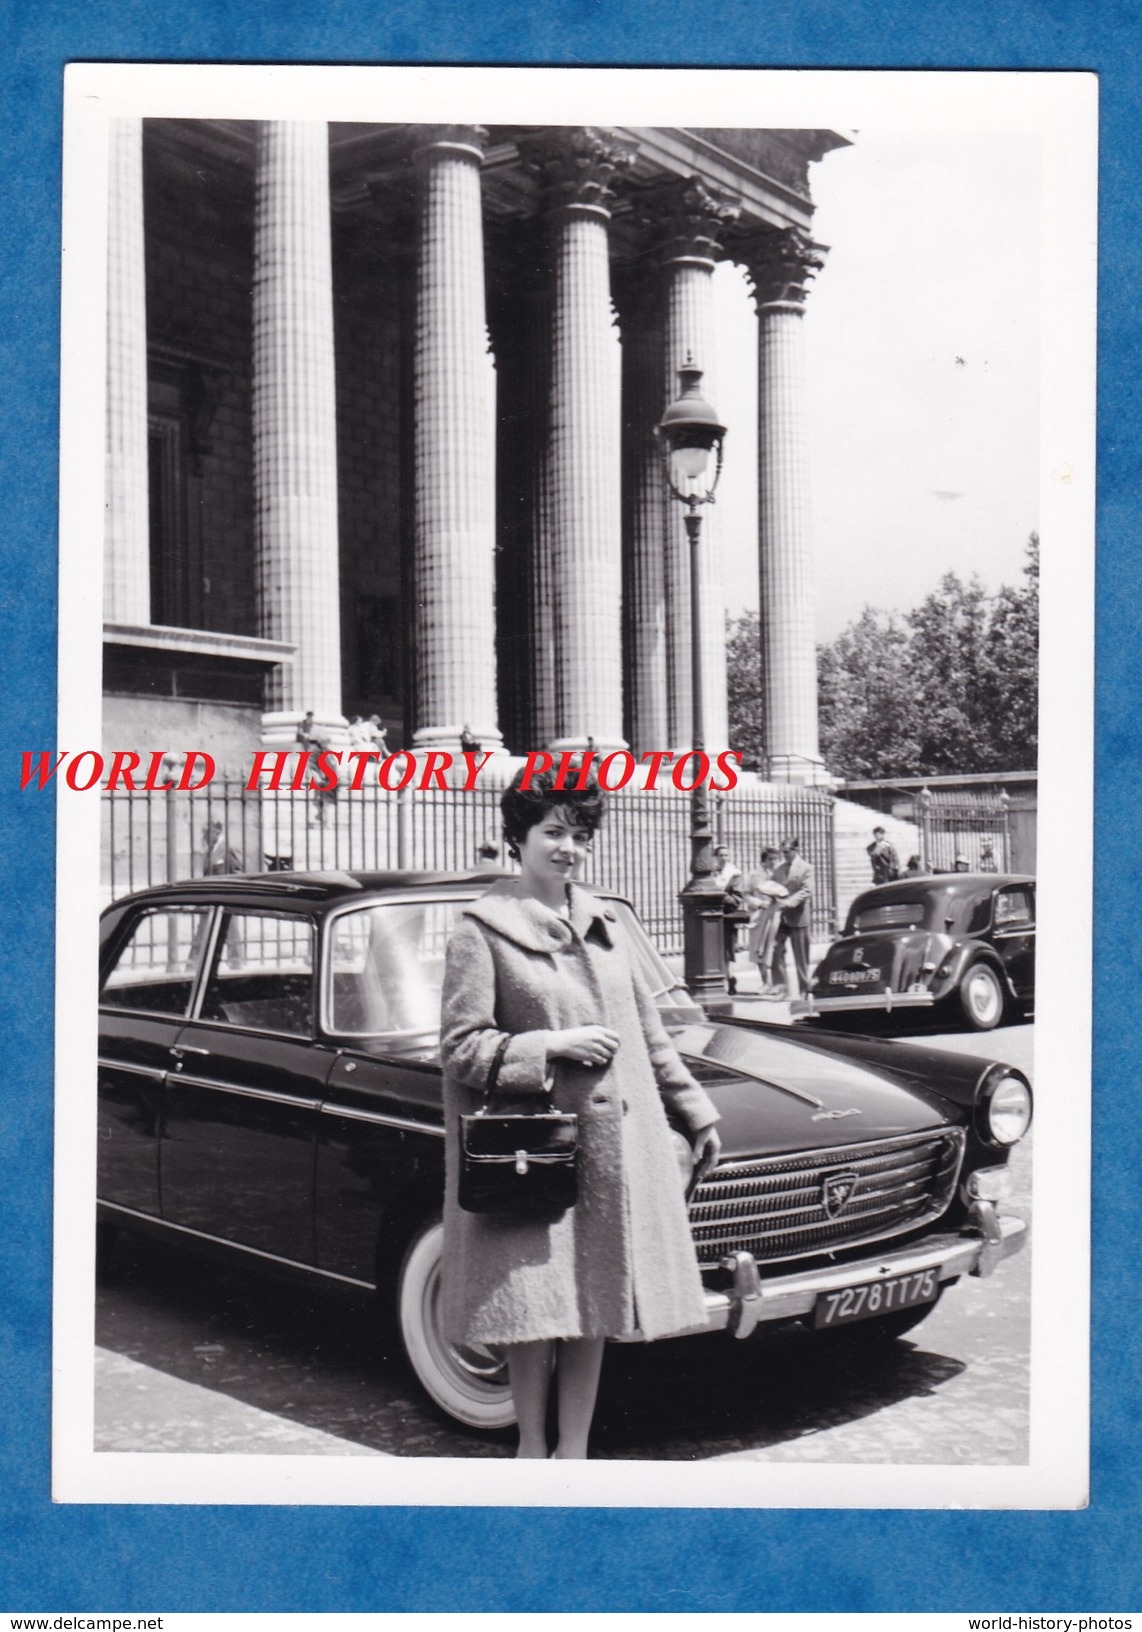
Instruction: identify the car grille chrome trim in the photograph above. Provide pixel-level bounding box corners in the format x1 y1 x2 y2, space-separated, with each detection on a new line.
688 1129 966 1266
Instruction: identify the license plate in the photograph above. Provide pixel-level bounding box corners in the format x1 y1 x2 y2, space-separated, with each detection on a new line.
830 966 882 985
813 1267 939 1328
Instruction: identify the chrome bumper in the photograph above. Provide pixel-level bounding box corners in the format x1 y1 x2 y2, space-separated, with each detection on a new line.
615 1212 1027 1344
792 990 936 1017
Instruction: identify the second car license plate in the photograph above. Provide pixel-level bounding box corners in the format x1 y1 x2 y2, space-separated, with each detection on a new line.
813 1268 939 1328
830 966 882 984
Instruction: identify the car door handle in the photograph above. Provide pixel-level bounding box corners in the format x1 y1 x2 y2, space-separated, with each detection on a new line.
170 1044 211 1057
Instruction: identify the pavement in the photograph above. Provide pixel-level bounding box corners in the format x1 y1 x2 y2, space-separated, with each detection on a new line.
95 1347 390 1455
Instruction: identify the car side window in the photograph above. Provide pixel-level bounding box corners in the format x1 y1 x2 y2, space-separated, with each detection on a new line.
100 907 212 1017
966 895 993 934
198 911 315 1037
328 900 459 1036
994 888 1034 929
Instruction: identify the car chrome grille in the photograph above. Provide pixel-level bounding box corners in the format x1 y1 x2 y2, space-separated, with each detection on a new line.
688 1129 966 1267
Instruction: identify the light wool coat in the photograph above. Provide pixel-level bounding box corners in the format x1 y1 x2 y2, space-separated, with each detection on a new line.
440 880 719 1345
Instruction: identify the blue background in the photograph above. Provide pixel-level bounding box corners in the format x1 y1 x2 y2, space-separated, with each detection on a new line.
0 0 1134 1612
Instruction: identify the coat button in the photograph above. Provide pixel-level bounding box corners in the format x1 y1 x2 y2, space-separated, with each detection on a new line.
622 1098 629 1115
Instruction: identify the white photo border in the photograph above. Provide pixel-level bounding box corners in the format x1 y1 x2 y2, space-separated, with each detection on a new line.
53 62 1096 1508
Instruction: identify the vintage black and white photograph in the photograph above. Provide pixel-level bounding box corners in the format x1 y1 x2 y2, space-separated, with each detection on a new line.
52 65 1093 1506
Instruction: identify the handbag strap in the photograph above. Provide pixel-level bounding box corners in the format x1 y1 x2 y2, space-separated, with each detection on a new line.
483 1034 511 1098
475 1033 557 1117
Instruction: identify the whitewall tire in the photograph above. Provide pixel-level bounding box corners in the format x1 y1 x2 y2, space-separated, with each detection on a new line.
958 962 1005 1031
396 1217 516 1430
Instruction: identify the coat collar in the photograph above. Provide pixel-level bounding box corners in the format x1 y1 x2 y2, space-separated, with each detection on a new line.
463 878 616 954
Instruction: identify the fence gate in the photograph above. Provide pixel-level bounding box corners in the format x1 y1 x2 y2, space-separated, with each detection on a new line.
917 789 1012 874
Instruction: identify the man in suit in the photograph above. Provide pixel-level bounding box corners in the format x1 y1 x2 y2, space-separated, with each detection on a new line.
772 835 814 998
867 825 900 884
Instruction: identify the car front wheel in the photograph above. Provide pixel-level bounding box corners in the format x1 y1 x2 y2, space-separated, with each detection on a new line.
396 1217 516 1430
958 961 1005 1030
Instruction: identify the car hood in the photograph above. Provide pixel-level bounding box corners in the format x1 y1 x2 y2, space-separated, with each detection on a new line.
673 1021 957 1158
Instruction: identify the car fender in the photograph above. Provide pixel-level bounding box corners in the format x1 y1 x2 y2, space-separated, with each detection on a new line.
941 942 1017 1001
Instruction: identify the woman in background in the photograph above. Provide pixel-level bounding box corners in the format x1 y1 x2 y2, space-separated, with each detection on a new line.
743 846 788 996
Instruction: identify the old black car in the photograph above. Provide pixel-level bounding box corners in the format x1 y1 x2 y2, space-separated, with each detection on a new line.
797 873 1036 1031
98 870 1031 1431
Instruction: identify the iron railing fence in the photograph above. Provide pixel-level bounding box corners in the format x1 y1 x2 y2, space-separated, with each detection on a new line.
102 782 837 956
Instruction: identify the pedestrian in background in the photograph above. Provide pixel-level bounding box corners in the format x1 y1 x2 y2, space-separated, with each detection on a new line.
711 843 746 994
772 836 814 999
743 847 788 996
867 825 900 884
202 817 242 876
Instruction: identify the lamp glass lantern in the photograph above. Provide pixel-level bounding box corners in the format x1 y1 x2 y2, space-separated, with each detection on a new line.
656 360 726 507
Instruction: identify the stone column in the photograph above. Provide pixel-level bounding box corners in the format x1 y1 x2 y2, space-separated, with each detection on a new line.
253 122 345 746
522 129 635 754
614 263 667 755
411 126 501 753
641 180 740 754
738 227 826 783
104 117 150 626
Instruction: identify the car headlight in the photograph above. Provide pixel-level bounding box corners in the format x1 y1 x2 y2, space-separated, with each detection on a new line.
670 1128 696 1191
979 1072 1033 1146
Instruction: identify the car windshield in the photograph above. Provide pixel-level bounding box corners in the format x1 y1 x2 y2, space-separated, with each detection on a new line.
324 893 701 1053
849 899 929 933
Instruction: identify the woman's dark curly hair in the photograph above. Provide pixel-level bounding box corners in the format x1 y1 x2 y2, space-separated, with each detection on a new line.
500 765 607 861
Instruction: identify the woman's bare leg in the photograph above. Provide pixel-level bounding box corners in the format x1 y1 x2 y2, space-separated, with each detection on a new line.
505 1340 555 1458
551 1337 606 1459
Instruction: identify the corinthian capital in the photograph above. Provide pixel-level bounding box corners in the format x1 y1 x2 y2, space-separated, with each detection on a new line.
734 225 826 308
633 176 742 268
519 126 638 217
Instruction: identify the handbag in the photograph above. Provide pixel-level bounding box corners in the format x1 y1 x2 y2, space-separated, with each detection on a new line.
458 1037 579 1216
722 883 749 924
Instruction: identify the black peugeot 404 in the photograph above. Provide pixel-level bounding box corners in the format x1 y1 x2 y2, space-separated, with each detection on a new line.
98 870 1031 1429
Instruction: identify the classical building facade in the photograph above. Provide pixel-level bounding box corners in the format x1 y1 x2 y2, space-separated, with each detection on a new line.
103 120 847 778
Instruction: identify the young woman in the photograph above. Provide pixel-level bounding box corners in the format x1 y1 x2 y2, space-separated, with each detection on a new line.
439 767 721 1459
743 847 788 995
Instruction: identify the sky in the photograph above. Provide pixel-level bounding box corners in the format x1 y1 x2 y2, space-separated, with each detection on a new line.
712 127 1041 644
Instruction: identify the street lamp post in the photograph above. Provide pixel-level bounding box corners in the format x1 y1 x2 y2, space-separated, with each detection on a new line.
657 358 728 999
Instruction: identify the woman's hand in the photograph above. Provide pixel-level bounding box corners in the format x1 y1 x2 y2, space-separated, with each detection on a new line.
547 1026 622 1068
692 1124 721 1181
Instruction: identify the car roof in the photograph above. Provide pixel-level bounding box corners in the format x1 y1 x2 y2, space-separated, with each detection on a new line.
103 869 627 917
852 872 1034 907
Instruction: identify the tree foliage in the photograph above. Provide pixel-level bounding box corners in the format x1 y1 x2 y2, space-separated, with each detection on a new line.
725 607 765 771
726 535 1039 780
